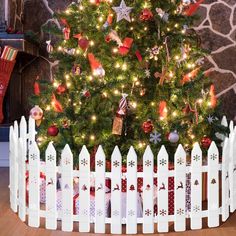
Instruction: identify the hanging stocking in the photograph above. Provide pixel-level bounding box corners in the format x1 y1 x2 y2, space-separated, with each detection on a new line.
0 58 16 123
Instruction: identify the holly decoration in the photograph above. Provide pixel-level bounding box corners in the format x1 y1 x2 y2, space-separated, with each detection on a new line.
142 120 154 133
201 136 212 149
47 125 59 137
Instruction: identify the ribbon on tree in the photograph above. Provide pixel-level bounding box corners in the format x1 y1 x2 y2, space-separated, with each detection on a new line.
112 94 128 135
184 0 204 16
51 93 63 113
159 101 168 119
210 84 217 108
34 76 40 96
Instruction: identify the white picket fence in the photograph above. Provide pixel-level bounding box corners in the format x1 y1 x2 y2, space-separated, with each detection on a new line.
9 116 236 234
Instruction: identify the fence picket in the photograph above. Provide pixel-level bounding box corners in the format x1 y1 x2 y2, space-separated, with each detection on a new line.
229 121 234 133
9 126 15 212
157 145 169 233
20 116 27 154
142 146 154 234
45 142 57 230
190 143 202 229
207 141 219 227
229 131 235 212
126 146 137 234
95 146 106 233
18 138 26 222
78 146 90 232
111 146 122 234
222 138 230 221
28 141 40 227
10 126 18 213
28 116 36 147
61 145 73 232
174 144 186 232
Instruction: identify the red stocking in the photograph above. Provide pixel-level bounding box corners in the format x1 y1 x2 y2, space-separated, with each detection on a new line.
0 59 16 123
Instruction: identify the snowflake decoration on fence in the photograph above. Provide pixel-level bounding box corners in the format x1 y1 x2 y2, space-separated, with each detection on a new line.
128 210 135 216
150 131 161 144
193 154 200 162
113 160 120 167
159 158 167 166
64 157 71 165
97 160 104 167
177 158 184 165
47 154 54 162
112 210 120 217
177 208 184 215
80 158 88 166
96 209 103 216
193 205 200 213
159 209 167 216
30 153 37 160
145 209 152 216
82 209 88 216
145 160 152 167
128 160 135 167
210 153 217 160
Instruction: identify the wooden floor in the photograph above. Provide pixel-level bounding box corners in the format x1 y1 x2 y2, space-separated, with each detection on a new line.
1 167 236 236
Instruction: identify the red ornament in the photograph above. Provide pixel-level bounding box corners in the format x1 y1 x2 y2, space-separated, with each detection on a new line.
82 90 91 98
56 84 67 95
201 136 212 149
184 0 204 16
47 125 59 137
105 35 111 43
74 34 89 51
140 8 153 21
142 120 154 133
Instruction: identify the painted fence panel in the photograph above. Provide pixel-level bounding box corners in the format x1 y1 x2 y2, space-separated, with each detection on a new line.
229 131 236 212
18 117 27 221
95 146 106 233
11 122 19 213
78 146 90 232
28 141 40 227
28 116 36 147
142 146 154 234
18 138 26 222
126 147 137 234
45 142 57 230
157 146 169 233
174 144 186 232
61 145 73 232
207 141 219 227
190 143 202 230
111 146 122 234
222 138 230 222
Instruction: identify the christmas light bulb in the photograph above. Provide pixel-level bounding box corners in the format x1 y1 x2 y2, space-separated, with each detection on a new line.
91 115 97 121
65 74 70 79
90 135 95 141
113 48 118 53
90 41 95 46
58 46 63 51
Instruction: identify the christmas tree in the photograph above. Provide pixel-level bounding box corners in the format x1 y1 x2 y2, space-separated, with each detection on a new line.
30 0 226 164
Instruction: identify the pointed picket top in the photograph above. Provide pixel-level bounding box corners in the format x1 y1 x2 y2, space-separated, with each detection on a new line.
158 145 168 170
79 145 90 171
29 141 40 165
191 143 202 167
20 116 27 135
229 121 234 133
111 146 122 171
13 120 19 138
9 126 14 152
174 144 186 169
61 144 73 168
46 142 56 166
127 146 137 159
144 145 153 161
221 116 228 127
208 141 219 164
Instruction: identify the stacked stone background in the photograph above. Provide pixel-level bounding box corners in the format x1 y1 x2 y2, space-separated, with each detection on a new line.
7 0 236 120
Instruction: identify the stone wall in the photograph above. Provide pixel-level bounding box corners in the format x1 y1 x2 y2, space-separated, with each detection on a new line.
7 0 236 120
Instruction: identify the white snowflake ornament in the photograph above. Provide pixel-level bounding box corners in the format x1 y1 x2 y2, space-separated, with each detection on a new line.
112 0 133 23
150 131 162 144
207 115 215 124
145 69 151 78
